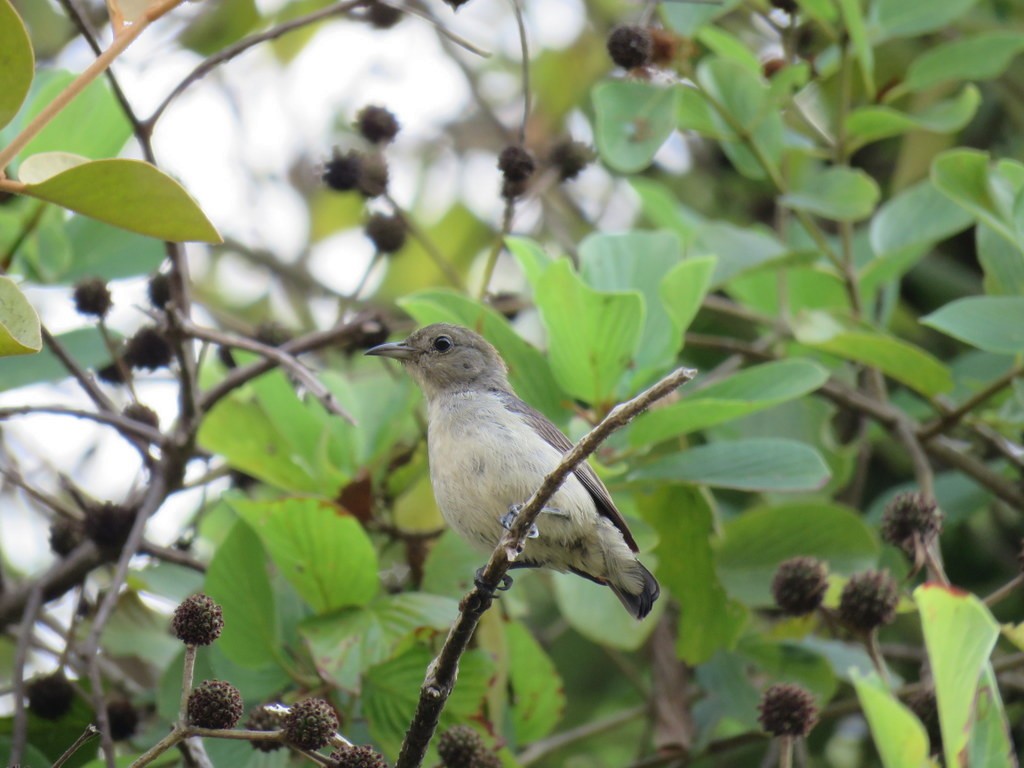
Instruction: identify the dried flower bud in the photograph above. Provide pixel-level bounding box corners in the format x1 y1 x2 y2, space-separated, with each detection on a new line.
758 683 818 737
73 278 112 318
771 557 828 616
356 105 400 145
881 492 942 556
284 698 339 750
172 594 224 646
838 570 899 632
607 26 653 70
187 680 243 729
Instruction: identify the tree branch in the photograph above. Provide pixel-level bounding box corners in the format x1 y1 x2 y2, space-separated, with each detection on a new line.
394 366 697 768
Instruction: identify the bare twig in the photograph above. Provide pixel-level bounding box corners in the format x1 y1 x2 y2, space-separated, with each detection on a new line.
177 316 355 424
0 404 164 446
40 327 116 414
921 364 1023 439
518 705 647 766
0 543 103 628
53 725 100 768
146 0 363 127
9 583 46 764
985 574 1024 607
199 312 384 412
394 366 697 768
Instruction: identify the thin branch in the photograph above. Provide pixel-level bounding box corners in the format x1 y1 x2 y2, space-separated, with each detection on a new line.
9 583 45 765
53 0 153 158
985 574 1024 607
40 327 116 414
177 316 355 424
921 364 1023 439
80 468 176 767
0 404 164 446
0 0 183 172
517 705 647 766
146 0 364 127
199 312 384 412
394 366 697 768
508 0 530 144
0 543 103 628
53 725 100 768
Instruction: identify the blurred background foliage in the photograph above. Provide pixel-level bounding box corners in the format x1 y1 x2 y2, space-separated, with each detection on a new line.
1 0 1024 766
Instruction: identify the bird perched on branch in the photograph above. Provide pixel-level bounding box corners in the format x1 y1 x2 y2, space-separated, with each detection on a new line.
366 323 660 619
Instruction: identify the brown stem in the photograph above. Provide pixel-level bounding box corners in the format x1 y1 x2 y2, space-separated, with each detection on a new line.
177 315 355 424
52 725 100 768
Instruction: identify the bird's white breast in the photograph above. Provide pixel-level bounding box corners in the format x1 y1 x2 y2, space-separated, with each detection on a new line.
425 390 594 551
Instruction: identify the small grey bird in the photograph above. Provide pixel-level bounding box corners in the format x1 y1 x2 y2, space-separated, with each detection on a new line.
366 323 660 619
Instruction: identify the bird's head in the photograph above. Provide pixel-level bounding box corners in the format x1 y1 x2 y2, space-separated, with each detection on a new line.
365 323 510 399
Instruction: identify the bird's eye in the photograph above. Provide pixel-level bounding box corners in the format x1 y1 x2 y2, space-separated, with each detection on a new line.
432 335 453 353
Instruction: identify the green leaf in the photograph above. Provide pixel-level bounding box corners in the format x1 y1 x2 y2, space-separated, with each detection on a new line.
978 223 1024 296
62 215 169 282
905 31 1024 92
363 647 493 761
852 671 931 768
204 520 281 669
18 150 87 182
300 593 458 692
793 310 953 397
0 276 40 356
19 74 131 160
845 86 981 149
715 502 879 606
660 256 716 347
534 259 644 405
198 393 336 495
967 666 1015 768
631 438 831 493
505 235 554 290
695 27 762 74
872 0 980 40
869 179 975 257
932 149 1018 246
782 167 881 222
579 230 682 373
0 0 33 131
661 0 741 35
914 585 999 768
551 570 664 651
838 0 875 97
628 360 829 446
399 288 567 421
693 221 791 287
677 85 722 139
506 621 566 742
739 636 838 703
639 486 746 664
921 297 1024 354
421 530 481 599
630 179 704 248
232 498 379 613
19 159 221 243
697 57 783 180
593 81 679 173
0 327 108 390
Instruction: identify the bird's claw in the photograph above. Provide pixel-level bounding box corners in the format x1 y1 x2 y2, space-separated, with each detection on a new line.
474 567 513 596
501 503 541 538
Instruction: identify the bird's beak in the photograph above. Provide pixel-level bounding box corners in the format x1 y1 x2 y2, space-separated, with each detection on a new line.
365 341 417 360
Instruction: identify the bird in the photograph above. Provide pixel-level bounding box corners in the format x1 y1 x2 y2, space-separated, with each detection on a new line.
366 323 660 619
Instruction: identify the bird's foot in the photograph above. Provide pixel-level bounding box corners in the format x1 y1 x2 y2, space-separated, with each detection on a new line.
474 566 513 596
501 503 542 538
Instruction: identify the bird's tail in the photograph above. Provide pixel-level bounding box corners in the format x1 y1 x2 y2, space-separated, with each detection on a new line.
610 562 660 620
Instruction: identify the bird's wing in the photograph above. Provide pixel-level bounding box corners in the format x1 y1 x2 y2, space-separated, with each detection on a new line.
497 391 639 552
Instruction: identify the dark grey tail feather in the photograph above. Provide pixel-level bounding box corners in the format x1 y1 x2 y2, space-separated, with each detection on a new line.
610 562 660 620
